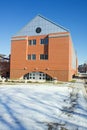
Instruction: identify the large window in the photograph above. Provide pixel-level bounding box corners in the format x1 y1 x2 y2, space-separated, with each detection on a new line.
28 39 36 45
27 54 36 60
40 54 48 60
40 38 48 45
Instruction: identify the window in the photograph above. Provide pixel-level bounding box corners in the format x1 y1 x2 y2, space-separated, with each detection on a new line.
28 40 31 45
40 38 48 45
33 40 36 45
28 39 36 45
45 55 48 59
40 39 44 44
36 27 41 33
40 54 48 60
29 72 35 80
32 54 36 60
27 54 31 60
40 54 44 59
27 54 36 60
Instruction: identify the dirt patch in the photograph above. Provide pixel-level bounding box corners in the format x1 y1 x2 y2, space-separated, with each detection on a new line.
47 122 67 130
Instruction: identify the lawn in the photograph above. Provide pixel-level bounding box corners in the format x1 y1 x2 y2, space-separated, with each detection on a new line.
0 81 87 130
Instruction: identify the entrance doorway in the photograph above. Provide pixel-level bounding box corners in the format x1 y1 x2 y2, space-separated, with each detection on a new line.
24 72 46 81
24 72 52 81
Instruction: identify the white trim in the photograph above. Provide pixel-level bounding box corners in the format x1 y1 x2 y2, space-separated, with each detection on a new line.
49 33 69 38
11 37 27 41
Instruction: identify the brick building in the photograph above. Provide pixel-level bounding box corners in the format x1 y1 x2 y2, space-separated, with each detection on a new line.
10 15 78 81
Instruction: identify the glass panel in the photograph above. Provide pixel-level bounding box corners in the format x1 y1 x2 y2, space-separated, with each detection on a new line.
45 38 48 44
33 73 35 76
40 39 44 44
39 73 42 76
32 54 36 60
28 54 31 60
40 54 48 60
28 40 31 45
29 73 32 76
33 40 36 45
45 54 48 59
40 54 44 59
28 40 36 45
40 38 48 44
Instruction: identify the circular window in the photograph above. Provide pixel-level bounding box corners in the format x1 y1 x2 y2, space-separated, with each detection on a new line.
36 27 41 33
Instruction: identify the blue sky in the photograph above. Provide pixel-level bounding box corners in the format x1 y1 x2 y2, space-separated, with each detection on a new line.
0 0 87 65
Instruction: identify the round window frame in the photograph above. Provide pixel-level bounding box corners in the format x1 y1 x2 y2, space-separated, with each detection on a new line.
36 27 41 33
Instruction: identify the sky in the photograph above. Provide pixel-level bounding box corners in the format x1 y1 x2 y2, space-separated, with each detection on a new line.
0 0 87 65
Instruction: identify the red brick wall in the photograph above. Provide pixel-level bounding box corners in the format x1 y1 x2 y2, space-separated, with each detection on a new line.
10 32 77 81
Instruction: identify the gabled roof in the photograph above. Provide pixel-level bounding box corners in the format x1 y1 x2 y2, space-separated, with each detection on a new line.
13 15 69 37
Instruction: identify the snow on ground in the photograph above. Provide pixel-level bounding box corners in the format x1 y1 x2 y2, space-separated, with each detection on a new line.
0 80 87 130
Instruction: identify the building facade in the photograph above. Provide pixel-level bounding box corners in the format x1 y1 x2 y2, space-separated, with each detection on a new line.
10 15 78 81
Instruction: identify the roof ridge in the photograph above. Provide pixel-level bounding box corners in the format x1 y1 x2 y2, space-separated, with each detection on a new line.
37 14 69 32
13 14 69 37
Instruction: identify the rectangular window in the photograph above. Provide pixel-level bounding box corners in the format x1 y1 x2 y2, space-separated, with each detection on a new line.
27 54 36 60
33 40 36 45
40 39 44 44
40 54 48 60
45 38 48 44
28 40 31 45
31 54 36 60
40 54 44 59
40 38 48 45
45 54 48 59
28 39 36 45
27 54 31 60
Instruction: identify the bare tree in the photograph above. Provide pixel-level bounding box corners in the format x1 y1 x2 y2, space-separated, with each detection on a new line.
0 55 10 78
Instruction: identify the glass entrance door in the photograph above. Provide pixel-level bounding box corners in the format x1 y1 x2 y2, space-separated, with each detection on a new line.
29 72 46 81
